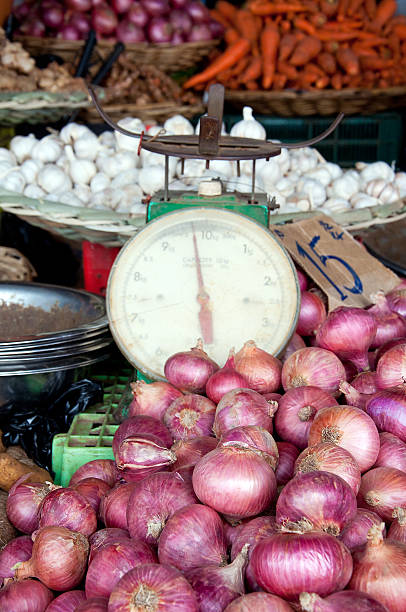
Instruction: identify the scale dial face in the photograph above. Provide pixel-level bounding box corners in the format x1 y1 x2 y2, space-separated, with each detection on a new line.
107 207 300 380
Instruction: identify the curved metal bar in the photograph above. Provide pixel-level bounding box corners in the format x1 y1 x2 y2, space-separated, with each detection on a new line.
280 113 345 149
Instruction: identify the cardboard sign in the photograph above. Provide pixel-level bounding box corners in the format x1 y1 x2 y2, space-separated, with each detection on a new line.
270 214 399 310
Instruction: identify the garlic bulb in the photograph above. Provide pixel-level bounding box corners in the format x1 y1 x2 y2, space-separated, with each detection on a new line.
9 134 38 163
394 172 406 197
99 131 115 147
322 197 351 213
304 166 332 187
0 148 16 165
282 193 311 212
177 158 206 184
88 188 125 210
90 173 111 193
59 123 92 145
24 184 46 199
324 162 343 180
163 115 194 135
74 184 91 204
259 159 282 192
0 161 15 176
111 168 140 189
276 147 290 175
289 149 318 174
115 117 145 152
209 160 235 178
0 170 25 193
47 191 83 207
365 179 387 198
65 145 96 184
331 172 360 200
230 106 266 140
297 177 326 207
115 184 144 212
351 193 380 209
37 165 72 193
73 133 101 161
97 152 136 178
275 177 294 198
169 179 195 191
31 135 62 163
138 165 165 194
360 161 395 184
379 183 400 204
20 159 43 183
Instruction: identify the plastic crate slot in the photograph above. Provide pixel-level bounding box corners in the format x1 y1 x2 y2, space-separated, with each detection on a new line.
68 437 99 448
101 437 115 446
104 425 119 435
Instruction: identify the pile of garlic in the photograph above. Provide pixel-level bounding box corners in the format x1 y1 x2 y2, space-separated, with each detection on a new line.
0 107 404 217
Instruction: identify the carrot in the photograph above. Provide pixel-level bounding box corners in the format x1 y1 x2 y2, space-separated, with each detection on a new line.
347 0 365 16
294 17 316 35
290 35 322 65
317 51 337 73
273 73 288 89
324 40 340 52
310 12 328 27
216 0 238 22
336 47 360 74
320 0 339 17
331 73 343 88
394 24 406 39
230 56 250 76
369 0 397 32
315 74 330 88
224 28 240 45
322 19 363 28
210 9 231 29
352 41 379 55
337 0 350 21
260 20 280 88
249 1 310 15
316 30 359 40
246 80 259 89
240 56 262 83
360 55 394 68
388 34 401 59
183 38 251 89
365 0 376 19
278 32 299 60
277 60 298 79
235 9 261 44
280 19 292 31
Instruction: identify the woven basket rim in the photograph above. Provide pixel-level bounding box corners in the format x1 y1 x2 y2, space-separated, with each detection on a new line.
225 85 406 101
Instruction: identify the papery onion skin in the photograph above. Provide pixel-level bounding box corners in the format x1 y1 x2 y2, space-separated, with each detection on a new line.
70 477 110 512
296 291 327 336
6 475 54 534
0 578 53 611
85 539 157 599
158 503 227 571
220 426 279 470
0 535 32 580
45 590 86 611
275 441 300 486
308 405 380 472
112 415 173 458
15 526 89 591
193 442 277 520
376 343 406 389
386 287 406 317
281 333 306 363
375 338 406 365
206 349 250 403
339 381 369 411
315 307 377 371
69 459 118 487
368 291 406 349
234 340 282 394
213 388 275 438
339 508 385 552
164 339 219 394
388 507 406 543
99 483 135 530
88 528 130 564
224 592 294 611
275 386 338 449
39 488 97 537
108 563 198 612
127 471 197 545
282 347 346 395
294 442 361 494
128 380 183 421
366 387 406 442
170 436 218 479
163 394 216 440
352 371 378 394
276 470 357 536
115 434 176 482
357 466 406 520
374 432 406 472
349 523 406 612
250 531 353 602
299 590 390 612
76 598 108 611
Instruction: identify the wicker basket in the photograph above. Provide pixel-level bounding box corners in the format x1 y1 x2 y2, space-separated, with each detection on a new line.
81 101 205 124
14 35 220 73
0 90 90 126
0 247 36 281
225 87 406 117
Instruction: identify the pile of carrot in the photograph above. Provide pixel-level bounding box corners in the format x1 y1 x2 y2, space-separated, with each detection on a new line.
183 0 406 91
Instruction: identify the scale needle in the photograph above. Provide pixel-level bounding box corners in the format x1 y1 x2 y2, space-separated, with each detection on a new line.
192 231 213 344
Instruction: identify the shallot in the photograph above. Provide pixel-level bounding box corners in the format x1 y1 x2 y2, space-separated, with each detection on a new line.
388 507 406 543
99 483 135 529
0 535 33 581
88 528 131 564
0 578 53 611
76 599 108 611
275 441 300 485
281 347 346 394
386 287 406 318
300 590 389 611
220 426 279 469
224 593 293 611
234 340 281 394
206 349 249 403
339 508 385 552
213 388 276 437
368 291 406 349
375 432 406 472
163 394 216 440
128 380 183 421
45 590 86 611
70 477 110 512
39 488 97 536
115 434 176 481
112 415 173 457
357 466 406 520
352 371 378 394
164 339 219 393
296 291 326 336
280 333 306 363
170 436 217 480
376 343 406 389
366 387 406 442
295 442 361 494
69 459 118 486
6 475 54 534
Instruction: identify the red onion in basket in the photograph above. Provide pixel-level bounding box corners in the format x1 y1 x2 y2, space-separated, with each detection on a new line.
116 21 146 42
76 598 108 611
85 539 157 599
115 434 176 481
282 347 346 394
388 507 406 543
89 528 131 564
386 287 406 317
358 466 406 520
0 535 32 581
300 590 390 612
127 2 149 27
20 16 46 37
308 405 380 472
297 291 327 336
281 333 306 363
234 340 281 394
213 388 276 437
142 0 170 15
224 592 293 611
163 393 216 440
108 563 198 611
375 432 406 472
170 9 193 34
41 2 64 29
0 578 53 611
6 475 54 534
366 387 406 442
68 12 91 35
92 5 118 35
113 415 173 456
70 477 110 512
128 380 182 421
111 0 133 12
250 531 353 603
66 0 92 10
352 370 378 394
220 426 279 469
158 503 227 571
186 0 211 22
368 291 406 348
339 508 385 552
275 441 300 486
58 23 81 39
127 471 197 545
376 343 406 389
275 386 337 449
99 483 135 529
170 436 217 480
39 488 97 536
69 459 118 487
15 526 88 591
45 590 86 611
164 339 218 393
193 442 277 520
206 349 249 404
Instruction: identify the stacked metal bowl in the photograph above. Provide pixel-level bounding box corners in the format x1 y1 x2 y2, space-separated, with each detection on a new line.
0 282 113 409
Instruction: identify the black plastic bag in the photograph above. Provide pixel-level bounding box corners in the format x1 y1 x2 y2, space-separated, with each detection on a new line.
0 379 103 473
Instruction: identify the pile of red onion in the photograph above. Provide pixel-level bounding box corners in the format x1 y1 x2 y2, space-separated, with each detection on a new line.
13 0 224 44
3 270 406 611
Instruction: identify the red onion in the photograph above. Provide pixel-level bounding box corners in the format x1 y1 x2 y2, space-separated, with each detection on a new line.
358 466 406 520
68 12 91 34
376 343 406 389
213 388 276 437
39 488 97 537
296 266 309 291
99 483 135 529
0 578 53 611
6 475 54 534
193 442 277 520
128 380 182 421
127 2 149 27
388 507 406 543
0 535 32 580
111 0 133 12
295 442 361 494
386 287 406 317
85 539 157 599
158 503 227 571
375 337 406 365
115 434 176 481
275 386 337 449
163 393 216 440
88 528 130 564
339 508 385 552
116 21 146 42
20 16 46 37
170 8 193 33
186 0 211 22
66 0 92 10
127 471 197 545
276 470 356 535
45 591 86 611
15 526 88 590
282 347 346 394
297 291 327 336
185 544 249 612
275 441 300 486
108 563 198 611
349 523 406 612
170 436 217 480
300 590 389 612
142 0 169 15
234 340 281 394
57 24 81 40
316 307 377 371
308 405 380 472
13 0 35 20
92 5 118 35
281 333 306 363
352 370 378 394
342 358 359 381
375 432 406 472
76 598 108 611
42 2 64 29
223 521 242 548
366 387 406 442
113 415 173 456
69 459 118 487
224 592 294 611
206 350 249 403
164 340 218 393
368 292 406 349
339 381 370 410
220 426 279 469
70 477 110 512
251 531 352 602
170 0 188 7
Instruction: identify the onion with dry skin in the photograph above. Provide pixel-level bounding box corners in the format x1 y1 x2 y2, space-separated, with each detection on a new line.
281 347 346 395
234 340 281 394
357 466 406 520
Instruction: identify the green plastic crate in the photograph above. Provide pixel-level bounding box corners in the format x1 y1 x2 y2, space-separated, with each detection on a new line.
52 371 135 486
223 112 403 167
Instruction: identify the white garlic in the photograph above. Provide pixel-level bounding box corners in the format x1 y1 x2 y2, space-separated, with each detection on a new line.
9 134 38 163
24 184 46 199
73 184 91 204
168 179 194 191
164 115 194 136
209 160 235 178
0 160 15 177
275 177 294 198
360 161 395 184
0 170 25 193
297 177 326 207
65 145 96 184
37 165 72 193
331 172 360 200
259 158 282 191
289 148 319 174
177 158 206 184
230 106 266 140
97 151 136 178
115 117 145 152
115 184 144 213
88 188 125 210
379 183 400 204
322 197 351 213
59 123 92 144
47 191 83 207
276 148 290 175
31 135 63 163
56 154 70 172
352 194 380 209
324 162 343 180
0 148 16 165
111 168 140 189
99 130 115 148
138 165 165 194
20 159 43 183
282 193 311 212
73 132 101 161
365 179 387 199
304 166 332 187
90 173 111 193
395 172 406 197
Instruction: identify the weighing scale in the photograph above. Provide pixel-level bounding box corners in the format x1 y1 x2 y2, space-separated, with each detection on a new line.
89 85 343 381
